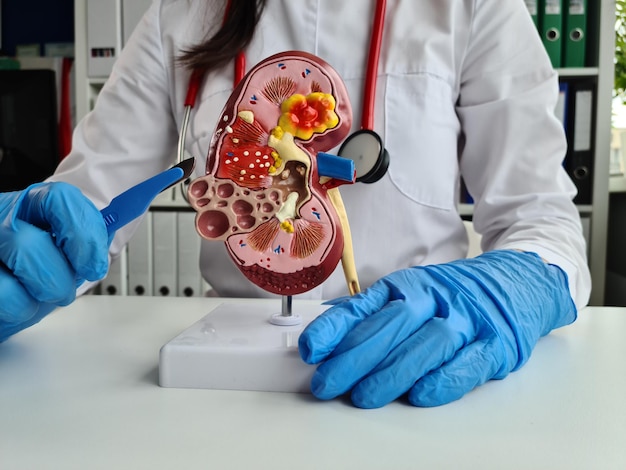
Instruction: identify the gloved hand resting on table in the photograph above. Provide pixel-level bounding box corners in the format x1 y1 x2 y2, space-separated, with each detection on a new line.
298 250 577 408
0 183 109 342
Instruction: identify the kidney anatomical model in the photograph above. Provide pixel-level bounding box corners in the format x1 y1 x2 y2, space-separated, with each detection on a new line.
187 51 358 296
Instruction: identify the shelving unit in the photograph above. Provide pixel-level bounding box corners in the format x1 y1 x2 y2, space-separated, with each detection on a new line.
74 0 202 298
565 1 613 306
75 0 153 121
74 0 615 304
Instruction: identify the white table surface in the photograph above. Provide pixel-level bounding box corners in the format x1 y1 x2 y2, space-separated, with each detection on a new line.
1 296 625 470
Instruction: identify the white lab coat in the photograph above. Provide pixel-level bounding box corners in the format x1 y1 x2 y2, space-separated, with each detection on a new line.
51 0 591 308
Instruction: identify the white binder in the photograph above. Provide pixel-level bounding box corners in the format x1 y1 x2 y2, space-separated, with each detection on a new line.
176 212 204 297
127 213 153 296
101 247 128 296
86 0 118 77
152 211 178 296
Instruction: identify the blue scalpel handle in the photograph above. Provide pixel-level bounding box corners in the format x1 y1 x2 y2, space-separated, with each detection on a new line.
100 158 195 235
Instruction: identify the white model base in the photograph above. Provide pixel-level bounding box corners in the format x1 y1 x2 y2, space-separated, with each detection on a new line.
159 302 327 393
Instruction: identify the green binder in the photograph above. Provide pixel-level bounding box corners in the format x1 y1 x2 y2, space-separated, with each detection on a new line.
540 0 563 68
564 0 587 67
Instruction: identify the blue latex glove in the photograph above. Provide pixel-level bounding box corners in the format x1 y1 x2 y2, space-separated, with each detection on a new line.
0 183 109 342
299 250 577 408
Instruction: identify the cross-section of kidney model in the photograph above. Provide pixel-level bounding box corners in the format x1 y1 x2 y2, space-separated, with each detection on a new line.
188 51 359 296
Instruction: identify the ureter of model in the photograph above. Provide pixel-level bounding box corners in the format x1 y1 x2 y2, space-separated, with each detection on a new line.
327 187 360 295
268 126 360 294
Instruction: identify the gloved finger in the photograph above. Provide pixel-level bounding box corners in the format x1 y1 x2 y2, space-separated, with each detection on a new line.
349 314 476 409
408 338 505 407
321 295 351 306
308 298 438 400
0 302 57 343
300 273 426 363
0 219 77 305
16 183 108 281
0 263 39 323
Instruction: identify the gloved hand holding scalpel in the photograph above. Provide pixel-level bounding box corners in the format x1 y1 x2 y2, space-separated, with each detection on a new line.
0 158 195 342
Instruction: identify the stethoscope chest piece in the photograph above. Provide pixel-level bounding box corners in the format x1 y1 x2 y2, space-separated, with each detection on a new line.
337 129 389 184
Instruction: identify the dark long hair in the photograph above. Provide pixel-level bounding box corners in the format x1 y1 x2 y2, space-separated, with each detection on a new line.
178 0 267 74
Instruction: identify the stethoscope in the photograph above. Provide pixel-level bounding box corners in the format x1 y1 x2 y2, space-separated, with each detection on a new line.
177 0 389 185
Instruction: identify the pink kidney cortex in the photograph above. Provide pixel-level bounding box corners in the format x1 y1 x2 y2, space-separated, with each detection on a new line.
187 51 353 295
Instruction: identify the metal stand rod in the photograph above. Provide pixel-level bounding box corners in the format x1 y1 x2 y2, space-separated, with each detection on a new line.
281 295 293 317
271 295 300 326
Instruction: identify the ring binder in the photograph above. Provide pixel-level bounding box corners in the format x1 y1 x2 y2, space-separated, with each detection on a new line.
562 78 596 204
564 0 587 67
540 0 564 68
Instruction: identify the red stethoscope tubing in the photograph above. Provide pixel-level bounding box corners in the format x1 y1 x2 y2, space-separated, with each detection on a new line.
362 0 386 131
178 0 386 163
